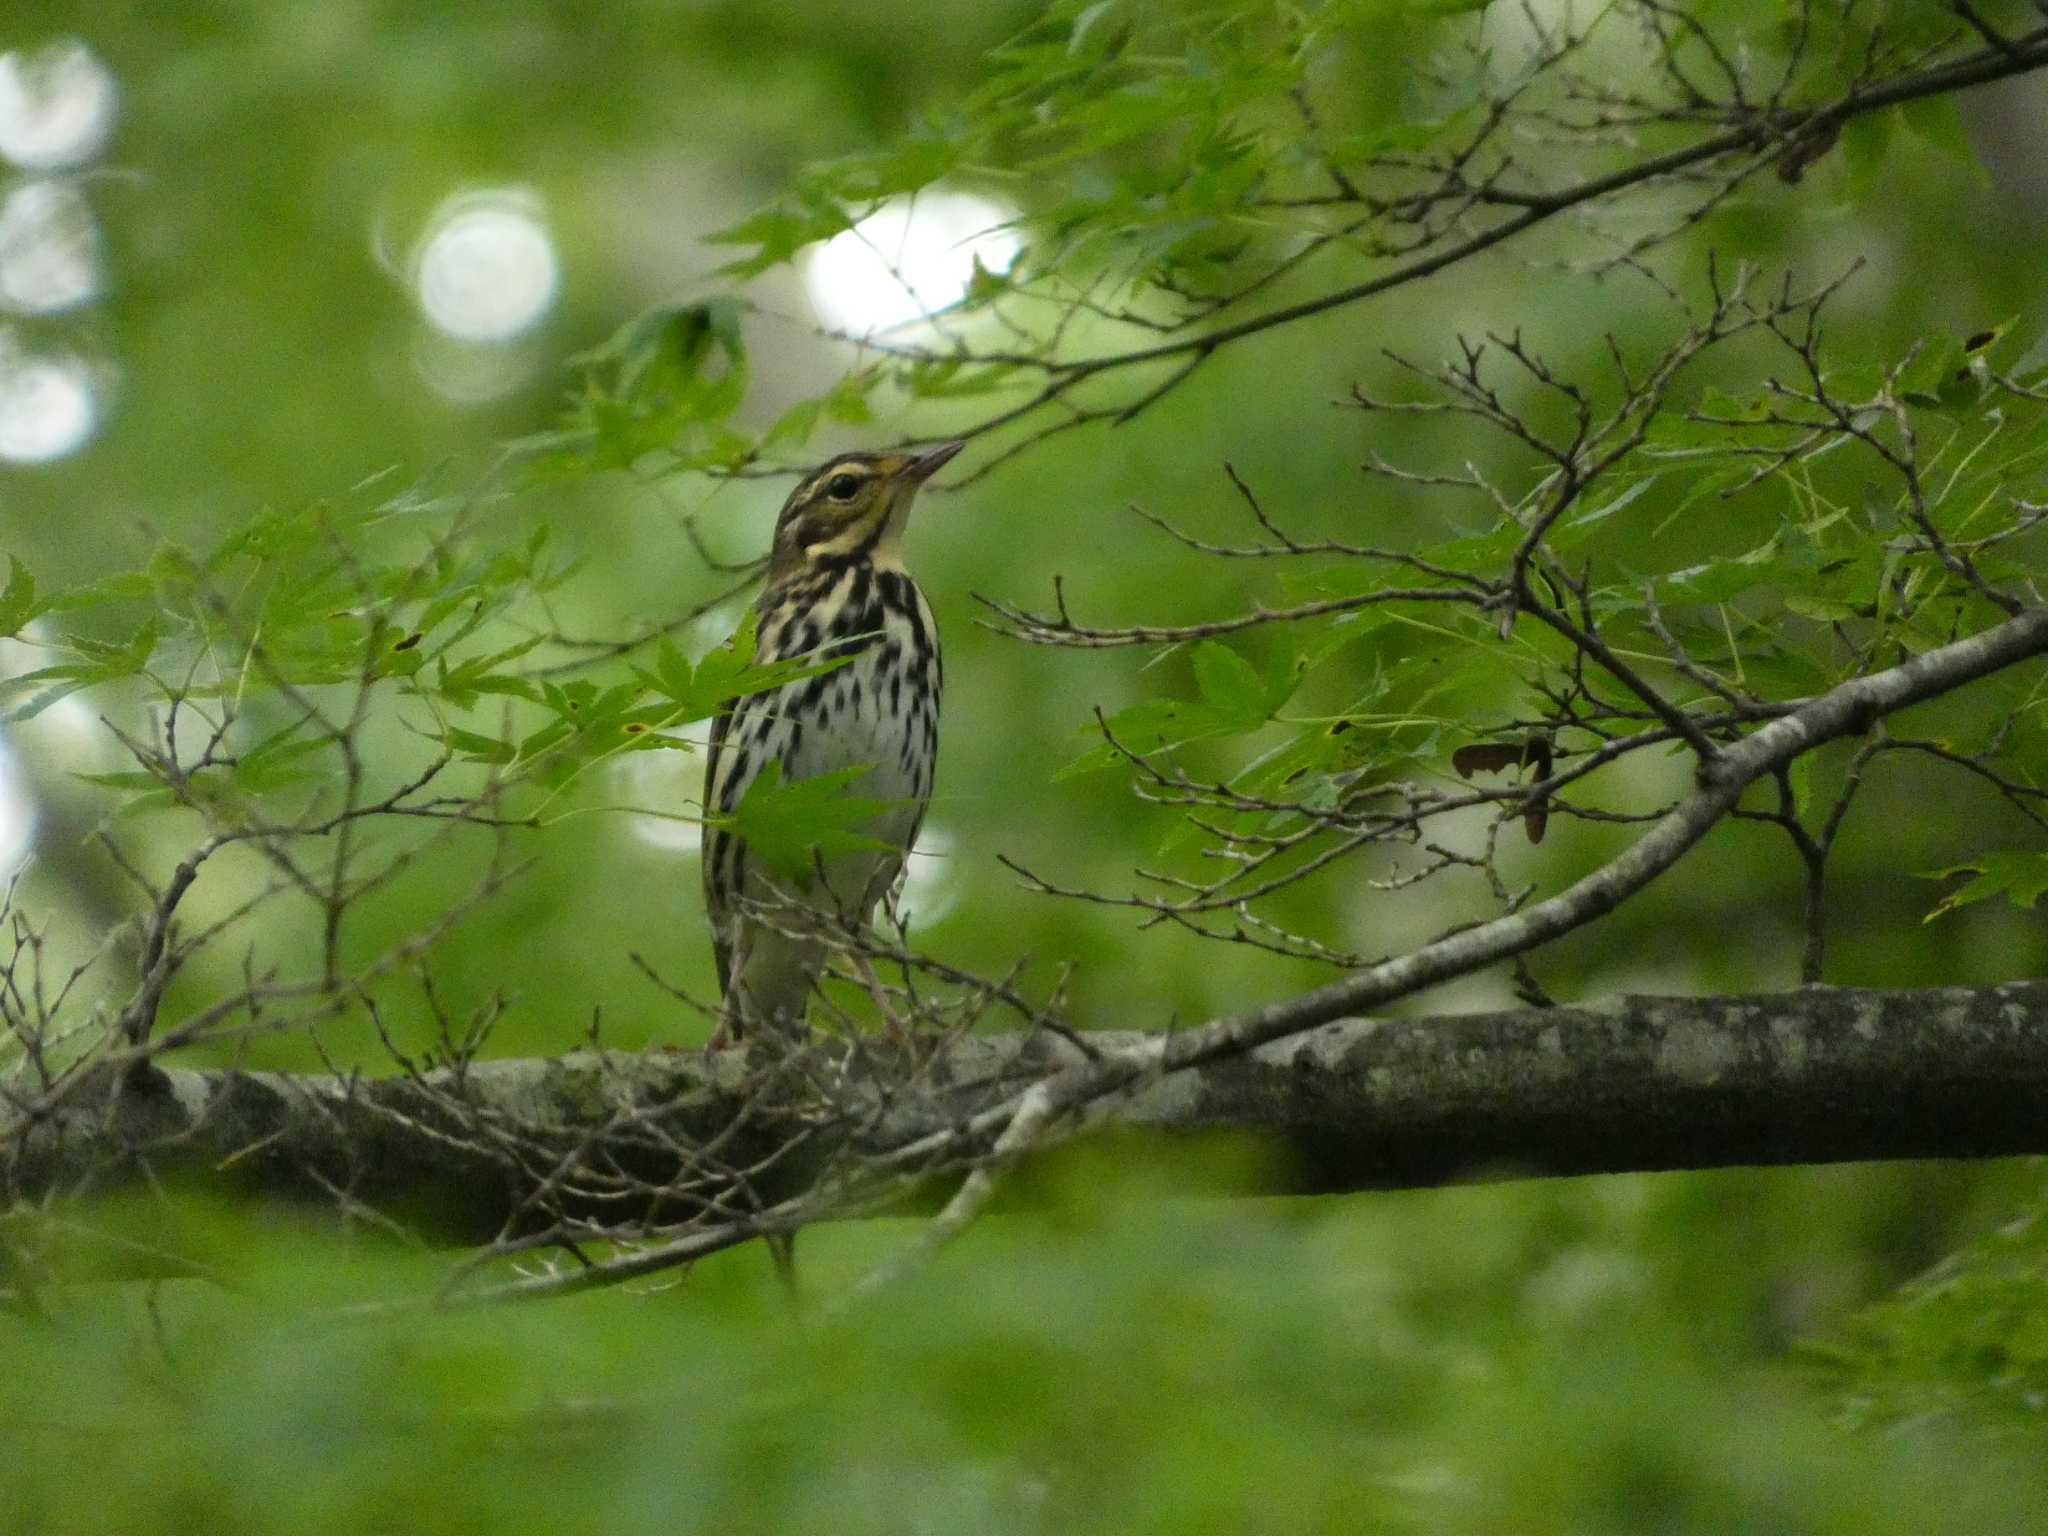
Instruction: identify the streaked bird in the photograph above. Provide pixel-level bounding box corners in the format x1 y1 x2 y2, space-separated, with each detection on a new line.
701 441 960 1042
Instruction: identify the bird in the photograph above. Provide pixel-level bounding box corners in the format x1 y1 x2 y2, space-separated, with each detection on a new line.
700 440 961 1043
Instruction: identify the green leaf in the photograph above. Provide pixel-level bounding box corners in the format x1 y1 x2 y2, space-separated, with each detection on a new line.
1959 315 2020 362
669 613 868 727
1896 333 1969 407
1068 697 1240 768
1821 361 1886 402
439 726 519 765
1923 851 2048 921
705 201 852 279
1191 640 1267 727
1900 94 1984 181
1553 474 1660 548
652 634 697 700
1782 595 1860 623
147 540 200 593
1416 523 1519 569
525 300 756 476
43 571 153 612
1258 635 1307 714
1658 531 1830 605
431 636 546 709
1068 0 1126 55
0 558 37 637
0 619 160 721
1787 752 1816 821
763 396 824 450
69 769 168 793
1838 106 1896 194
723 761 892 883
1064 639 1311 782
231 728 333 793
823 370 876 425
901 359 1025 401
3 676 97 722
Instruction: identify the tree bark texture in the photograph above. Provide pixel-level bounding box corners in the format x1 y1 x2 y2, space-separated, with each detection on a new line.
9 982 2047 1241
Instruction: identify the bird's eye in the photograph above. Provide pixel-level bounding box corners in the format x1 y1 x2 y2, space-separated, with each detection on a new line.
826 473 862 501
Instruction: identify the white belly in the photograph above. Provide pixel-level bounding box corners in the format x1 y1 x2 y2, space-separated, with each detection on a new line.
776 623 934 913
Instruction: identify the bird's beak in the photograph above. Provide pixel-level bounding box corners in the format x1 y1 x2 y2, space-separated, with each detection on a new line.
904 440 965 482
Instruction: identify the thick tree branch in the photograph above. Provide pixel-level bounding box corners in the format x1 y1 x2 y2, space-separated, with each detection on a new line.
11 983 2048 1243
873 604 2048 1175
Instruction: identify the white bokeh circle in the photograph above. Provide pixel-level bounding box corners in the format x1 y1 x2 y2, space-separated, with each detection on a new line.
412 189 558 343
0 40 118 171
803 190 1020 337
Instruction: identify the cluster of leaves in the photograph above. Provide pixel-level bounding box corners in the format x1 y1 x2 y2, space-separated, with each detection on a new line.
516 300 879 480
710 0 1493 291
526 0 2048 488
6 1161 2047 1536
546 0 1514 472
4 479 566 727
1805 1195 2048 1445
0 473 894 850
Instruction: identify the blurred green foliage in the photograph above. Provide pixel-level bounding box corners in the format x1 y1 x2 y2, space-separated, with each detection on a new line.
5 0 2048 1527
6 1154 2048 1535
1806 1197 2048 1446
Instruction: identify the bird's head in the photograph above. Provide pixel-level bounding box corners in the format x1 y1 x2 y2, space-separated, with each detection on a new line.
768 441 963 577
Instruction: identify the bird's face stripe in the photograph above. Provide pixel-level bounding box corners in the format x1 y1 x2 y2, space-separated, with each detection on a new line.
767 450 948 581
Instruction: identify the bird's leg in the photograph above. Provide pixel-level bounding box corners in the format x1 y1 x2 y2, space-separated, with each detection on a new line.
729 911 826 1049
766 1228 801 1303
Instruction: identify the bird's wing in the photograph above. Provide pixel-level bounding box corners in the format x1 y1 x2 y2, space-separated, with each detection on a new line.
700 685 740 995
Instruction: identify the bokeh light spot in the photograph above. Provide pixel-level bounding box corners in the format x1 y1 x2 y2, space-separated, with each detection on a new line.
410 332 536 406
0 334 97 462
802 190 1020 337
619 725 712 855
895 823 957 927
0 736 32 873
0 40 118 170
412 189 559 343
0 178 102 314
